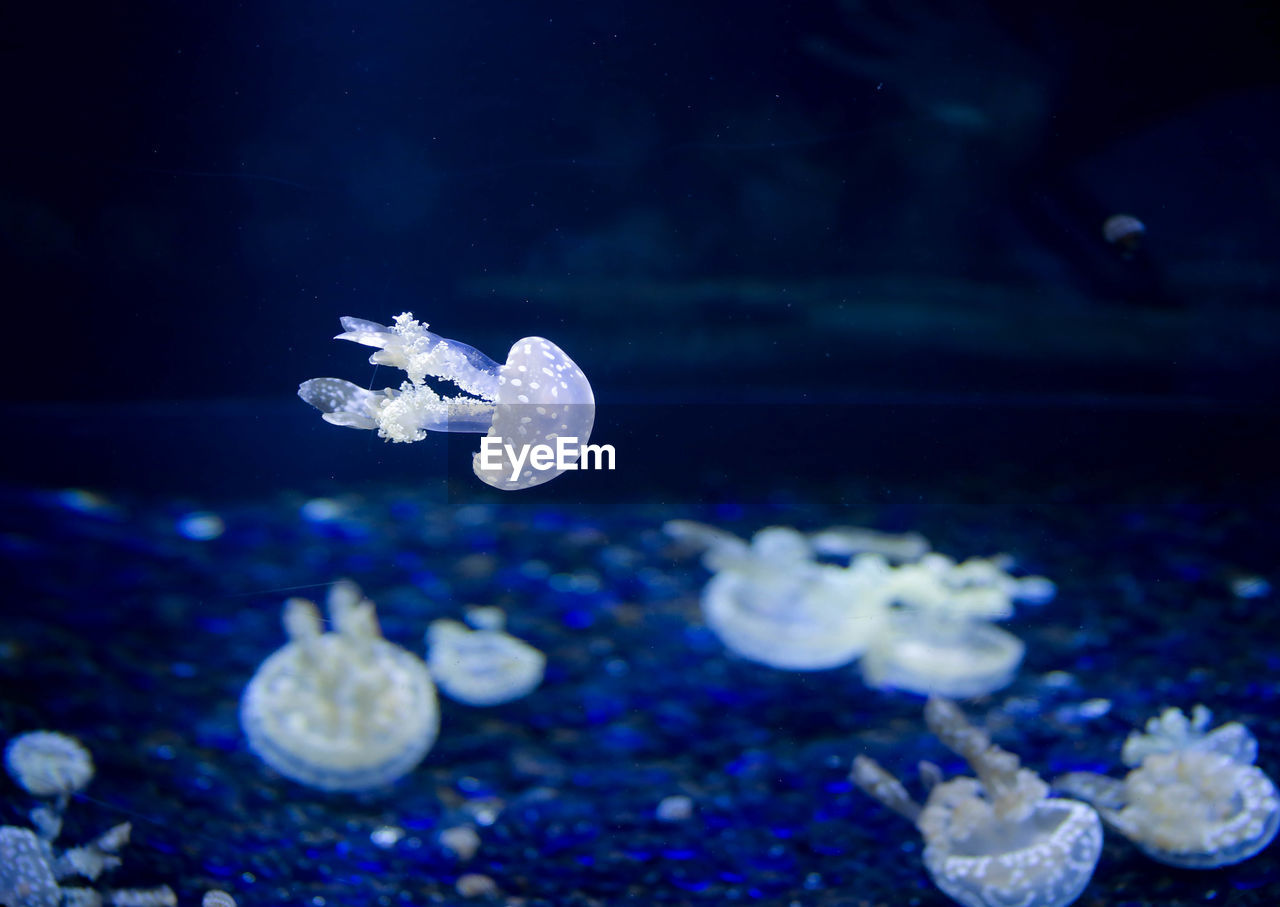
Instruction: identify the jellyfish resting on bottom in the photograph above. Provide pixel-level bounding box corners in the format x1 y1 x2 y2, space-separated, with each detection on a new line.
426 607 546 706
240 581 439 791
299 313 595 490
852 698 1102 907
663 521 890 670
1055 704 1279 868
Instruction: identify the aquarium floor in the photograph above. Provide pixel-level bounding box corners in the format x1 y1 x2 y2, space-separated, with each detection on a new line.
1 463 1277 907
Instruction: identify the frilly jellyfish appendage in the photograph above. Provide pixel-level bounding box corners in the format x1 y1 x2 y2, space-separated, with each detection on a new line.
299 313 594 490
1055 705 1280 868
853 698 1102 907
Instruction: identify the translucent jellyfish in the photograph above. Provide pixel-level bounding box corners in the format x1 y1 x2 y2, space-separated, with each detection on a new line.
859 553 1051 698
664 521 890 671
5 731 94 801
426 607 546 706
240 580 440 791
852 698 1102 907
1055 704 1280 868
299 313 595 490
1102 213 1145 257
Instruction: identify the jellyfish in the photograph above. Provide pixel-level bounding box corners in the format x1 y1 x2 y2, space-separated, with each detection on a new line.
859 553 1050 698
4 731 94 804
664 521 890 670
1054 704 1279 868
1102 213 1145 257
240 580 440 791
299 313 595 490
426 607 546 706
852 698 1102 907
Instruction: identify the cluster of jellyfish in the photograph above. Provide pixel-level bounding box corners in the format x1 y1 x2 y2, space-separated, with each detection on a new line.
663 519 1055 696
0 730 237 907
289 315 1278 906
239 579 546 793
852 698 1278 907
658 520 1278 903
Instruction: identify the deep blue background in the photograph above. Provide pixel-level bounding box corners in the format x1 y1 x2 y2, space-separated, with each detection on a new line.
2 0 1278 412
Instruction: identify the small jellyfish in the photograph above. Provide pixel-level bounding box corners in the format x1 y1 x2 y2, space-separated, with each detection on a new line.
5 731 94 802
1102 213 1145 257
1055 704 1280 868
426 607 546 706
299 313 595 490
859 553 1048 698
240 580 440 791
852 698 1102 907
664 521 889 670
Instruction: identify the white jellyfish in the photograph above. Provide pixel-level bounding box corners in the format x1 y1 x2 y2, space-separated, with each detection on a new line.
664 521 890 671
299 313 595 490
852 699 1102 907
240 580 440 791
4 731 94 802
426 607 546 707
1055 705 1280 868
859 553 1049 698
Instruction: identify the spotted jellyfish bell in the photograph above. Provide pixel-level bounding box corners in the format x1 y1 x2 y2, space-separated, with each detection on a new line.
852 698 1102 907
1055 704 1279 868
299 313 594 490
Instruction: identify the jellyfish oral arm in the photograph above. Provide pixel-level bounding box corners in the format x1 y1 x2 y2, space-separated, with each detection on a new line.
298 378 496 438
335 313 501 399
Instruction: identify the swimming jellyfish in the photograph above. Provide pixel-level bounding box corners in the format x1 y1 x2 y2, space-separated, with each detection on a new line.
1055 704 1279 868
240 580 440 791
299 313 595 490
852 698 1102 907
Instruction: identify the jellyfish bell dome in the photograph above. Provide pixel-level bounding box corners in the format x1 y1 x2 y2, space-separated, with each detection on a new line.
4 731 94 798
298 313 595 491
473 336 595 491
